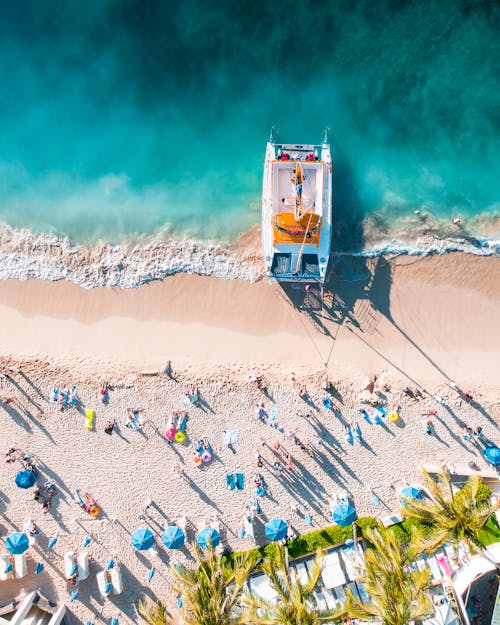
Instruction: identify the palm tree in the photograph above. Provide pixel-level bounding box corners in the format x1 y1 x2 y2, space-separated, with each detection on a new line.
401 468 500 556
345 523 432 625
169 545 258 625
243 545 344 625
137 598 172 625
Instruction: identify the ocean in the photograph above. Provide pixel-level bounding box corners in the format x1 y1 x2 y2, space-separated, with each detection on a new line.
0 0 499 286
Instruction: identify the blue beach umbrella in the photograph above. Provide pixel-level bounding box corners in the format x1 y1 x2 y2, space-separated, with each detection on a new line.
131 528 155 551
265 518 288 541
332 504 357 527
162 526 185 550
400 486 423 504
484 447 500 466
5 532 30 554
146 567 155 582
35 563 45 575
15 470 36 489
86 621 95 625
196 527 220 549
48 536 58 549
110 617 119 625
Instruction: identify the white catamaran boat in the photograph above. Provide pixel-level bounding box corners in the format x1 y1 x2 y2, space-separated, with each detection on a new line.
261 130 332 283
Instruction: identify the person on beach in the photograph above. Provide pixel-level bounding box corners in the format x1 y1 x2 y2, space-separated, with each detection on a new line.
70 386 79 406
256 403 267 422
104 418 115 435
273 461 282 477
5 447 19 463
255 451 263 468
298 388 307 399
100 382 109 404
163 361 174 378
343 424 351 444
422 418 434 435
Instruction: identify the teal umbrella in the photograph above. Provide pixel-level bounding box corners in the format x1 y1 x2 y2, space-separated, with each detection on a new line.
265 518 288 541
15 470 36 489
162 526 185 549
196 527 220 549
131 528 155 551
5 532 29 554
332 504 357 526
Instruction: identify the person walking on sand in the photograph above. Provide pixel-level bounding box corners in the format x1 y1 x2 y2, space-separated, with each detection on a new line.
163 361 174 378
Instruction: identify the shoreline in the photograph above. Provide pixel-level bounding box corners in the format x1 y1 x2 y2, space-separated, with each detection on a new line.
0 222 498 289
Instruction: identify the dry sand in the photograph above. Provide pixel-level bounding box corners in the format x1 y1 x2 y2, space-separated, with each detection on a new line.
0 252 499 624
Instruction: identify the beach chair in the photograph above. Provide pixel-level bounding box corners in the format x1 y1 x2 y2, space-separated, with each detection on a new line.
110 565 123 595
323 588 338 610
97 571 112 598
64 552 77 579
226 473 235 490
0 554 11 580
208 516 220 533
235 473 245 490
347 581 360 600
426 556 443 583
14 554 27 579
177 517 187 532
244 517 254 541
313 591 328 611
337 490 349 505
268 407 278 427
333 584 346 605
77 552 89 581
295 561 309 586
356 582 370 603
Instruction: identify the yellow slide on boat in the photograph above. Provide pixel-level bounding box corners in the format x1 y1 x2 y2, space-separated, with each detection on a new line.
85 409 95 430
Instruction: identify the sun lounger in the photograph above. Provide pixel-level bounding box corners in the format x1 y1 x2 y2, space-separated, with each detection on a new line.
333 584 346 604
226 473 235 490
249 574 279 602
321 551 347 590
295 561 309 586
323 588 338 610
347 581 360 600
356 582 370 603
14 554 27 579
96 571 112 598
426 556 443 582
235 473 245 490
64 552 77 579
77 552 89 581
0 554 11 580
313 591 328 611
208 517 220 532
177 517 187 532
244 517 254 541
110 565 123 595
268 407 278 427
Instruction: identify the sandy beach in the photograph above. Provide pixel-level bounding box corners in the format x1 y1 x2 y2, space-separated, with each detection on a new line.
0 252 499 624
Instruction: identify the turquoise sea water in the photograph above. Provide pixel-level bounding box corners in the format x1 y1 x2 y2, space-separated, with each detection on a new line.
0 0 499 251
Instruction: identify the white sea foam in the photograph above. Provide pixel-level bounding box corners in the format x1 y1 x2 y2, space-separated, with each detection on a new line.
0 225 497 289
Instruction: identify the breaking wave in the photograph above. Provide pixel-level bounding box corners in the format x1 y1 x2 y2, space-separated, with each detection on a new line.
0 223 497 289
